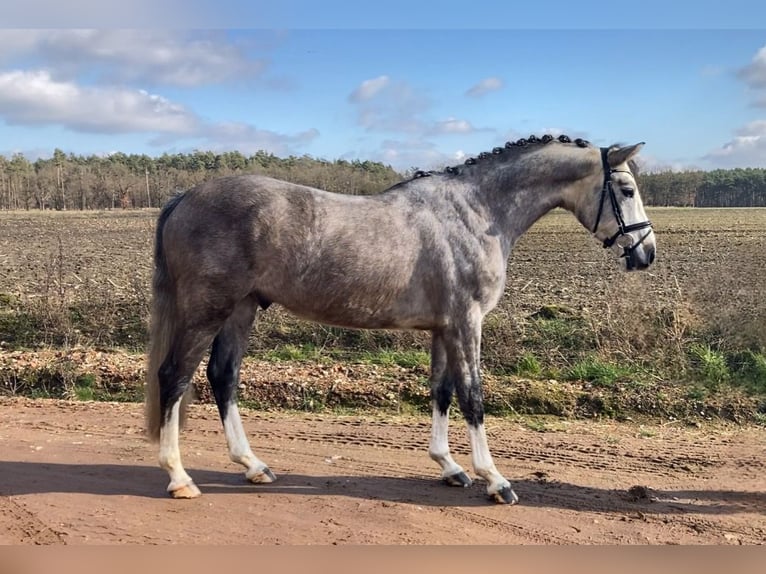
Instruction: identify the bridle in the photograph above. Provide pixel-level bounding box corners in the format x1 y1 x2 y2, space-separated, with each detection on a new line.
592 147 653 268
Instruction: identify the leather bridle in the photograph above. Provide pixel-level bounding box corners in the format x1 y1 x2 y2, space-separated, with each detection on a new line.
592 147 653 268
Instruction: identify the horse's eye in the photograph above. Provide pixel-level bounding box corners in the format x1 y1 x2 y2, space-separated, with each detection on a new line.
620 186 635 198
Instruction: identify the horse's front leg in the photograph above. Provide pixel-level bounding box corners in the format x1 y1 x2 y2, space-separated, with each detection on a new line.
444 317 518 505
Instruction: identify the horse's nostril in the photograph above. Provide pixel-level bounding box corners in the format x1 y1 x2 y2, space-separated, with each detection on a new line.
648 248 656 265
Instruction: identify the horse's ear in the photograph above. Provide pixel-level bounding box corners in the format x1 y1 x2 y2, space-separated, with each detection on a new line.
607 142 645 167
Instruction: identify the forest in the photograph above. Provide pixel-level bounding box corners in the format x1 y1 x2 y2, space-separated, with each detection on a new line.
1 149 765 210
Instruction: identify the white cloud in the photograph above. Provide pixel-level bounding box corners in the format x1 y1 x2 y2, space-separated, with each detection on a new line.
189 124 320 156
347 77 431 133
465 77 504 98
368 138 466 171
348 78 484 139
429 117 476 135
737 44 766 109
0 30 266 87
0 30 47 56
348 75 390 102
0 146 50 162
700 45 766 169
636 154 701 173
0 69 319 157
704 120 766 168
737 119 766 136
738 45 766 89
0 70 198 134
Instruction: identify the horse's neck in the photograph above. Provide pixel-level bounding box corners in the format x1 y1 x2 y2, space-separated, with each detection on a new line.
475 150 599 257
476 175 567 258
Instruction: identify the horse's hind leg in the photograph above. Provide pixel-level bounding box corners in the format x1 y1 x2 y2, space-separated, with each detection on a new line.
207 295 276 484
158 326 220 498
428 330 472 487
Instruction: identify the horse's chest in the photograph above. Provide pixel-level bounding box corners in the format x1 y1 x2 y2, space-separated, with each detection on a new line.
476 266 506 305
460 249 506 309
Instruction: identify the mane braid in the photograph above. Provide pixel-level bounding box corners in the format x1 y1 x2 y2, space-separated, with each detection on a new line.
440 134 591 177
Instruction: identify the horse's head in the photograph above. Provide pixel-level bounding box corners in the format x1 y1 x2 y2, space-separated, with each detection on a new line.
587 142 656 271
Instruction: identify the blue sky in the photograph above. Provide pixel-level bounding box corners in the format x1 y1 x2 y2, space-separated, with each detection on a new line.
2 2 766 172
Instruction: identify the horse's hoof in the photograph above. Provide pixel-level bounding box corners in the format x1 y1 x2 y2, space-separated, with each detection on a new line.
247 466 277 484
490 485 519 505
169 483 202 499
443 471 473 488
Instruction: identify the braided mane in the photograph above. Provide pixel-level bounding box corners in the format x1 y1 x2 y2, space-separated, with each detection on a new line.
411 134 591 180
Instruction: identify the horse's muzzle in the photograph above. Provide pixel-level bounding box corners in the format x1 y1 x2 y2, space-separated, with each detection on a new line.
625 245 655 271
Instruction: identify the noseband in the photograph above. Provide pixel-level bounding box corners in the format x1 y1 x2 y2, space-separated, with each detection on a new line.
592 148 653 266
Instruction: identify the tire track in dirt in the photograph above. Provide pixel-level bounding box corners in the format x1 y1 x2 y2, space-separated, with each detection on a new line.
237 415 766 544
260 428 577 543
250 416 741 482
442 506 576 544
271 415 766 541
0 497 66 545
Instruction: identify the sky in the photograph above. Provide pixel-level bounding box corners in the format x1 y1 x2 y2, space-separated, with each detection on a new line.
2 1 766 173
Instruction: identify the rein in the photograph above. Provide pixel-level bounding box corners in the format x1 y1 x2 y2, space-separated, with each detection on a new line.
593 148 653 267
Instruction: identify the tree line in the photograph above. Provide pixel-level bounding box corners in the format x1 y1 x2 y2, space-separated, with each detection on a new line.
0 149 401 210
1 149 765 210
638 168 766 207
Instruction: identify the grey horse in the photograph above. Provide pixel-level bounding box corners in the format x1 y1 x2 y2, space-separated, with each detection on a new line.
145 134 655 504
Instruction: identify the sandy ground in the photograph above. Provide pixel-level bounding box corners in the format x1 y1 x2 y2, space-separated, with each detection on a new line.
0 397 764 545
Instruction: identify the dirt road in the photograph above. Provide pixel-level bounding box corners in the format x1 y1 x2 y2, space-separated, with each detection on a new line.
0 397 764 545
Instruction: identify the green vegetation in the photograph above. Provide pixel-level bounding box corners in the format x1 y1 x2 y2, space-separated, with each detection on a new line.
564 356 637 388
689 343 731 391
730 350 766 395
512 352 543 377
261 344 428 370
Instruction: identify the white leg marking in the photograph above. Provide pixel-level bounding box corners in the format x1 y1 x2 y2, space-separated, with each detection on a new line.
223 402 275 483
159 397 200 498
428 405 469 485
467 423 517 503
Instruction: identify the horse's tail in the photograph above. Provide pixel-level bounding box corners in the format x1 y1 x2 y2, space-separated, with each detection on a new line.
145 193 191 443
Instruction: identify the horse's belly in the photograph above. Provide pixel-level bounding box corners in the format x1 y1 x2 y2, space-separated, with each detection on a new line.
276 295 438 331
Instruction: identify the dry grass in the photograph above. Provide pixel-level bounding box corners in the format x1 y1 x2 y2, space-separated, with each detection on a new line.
0 207 765 418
